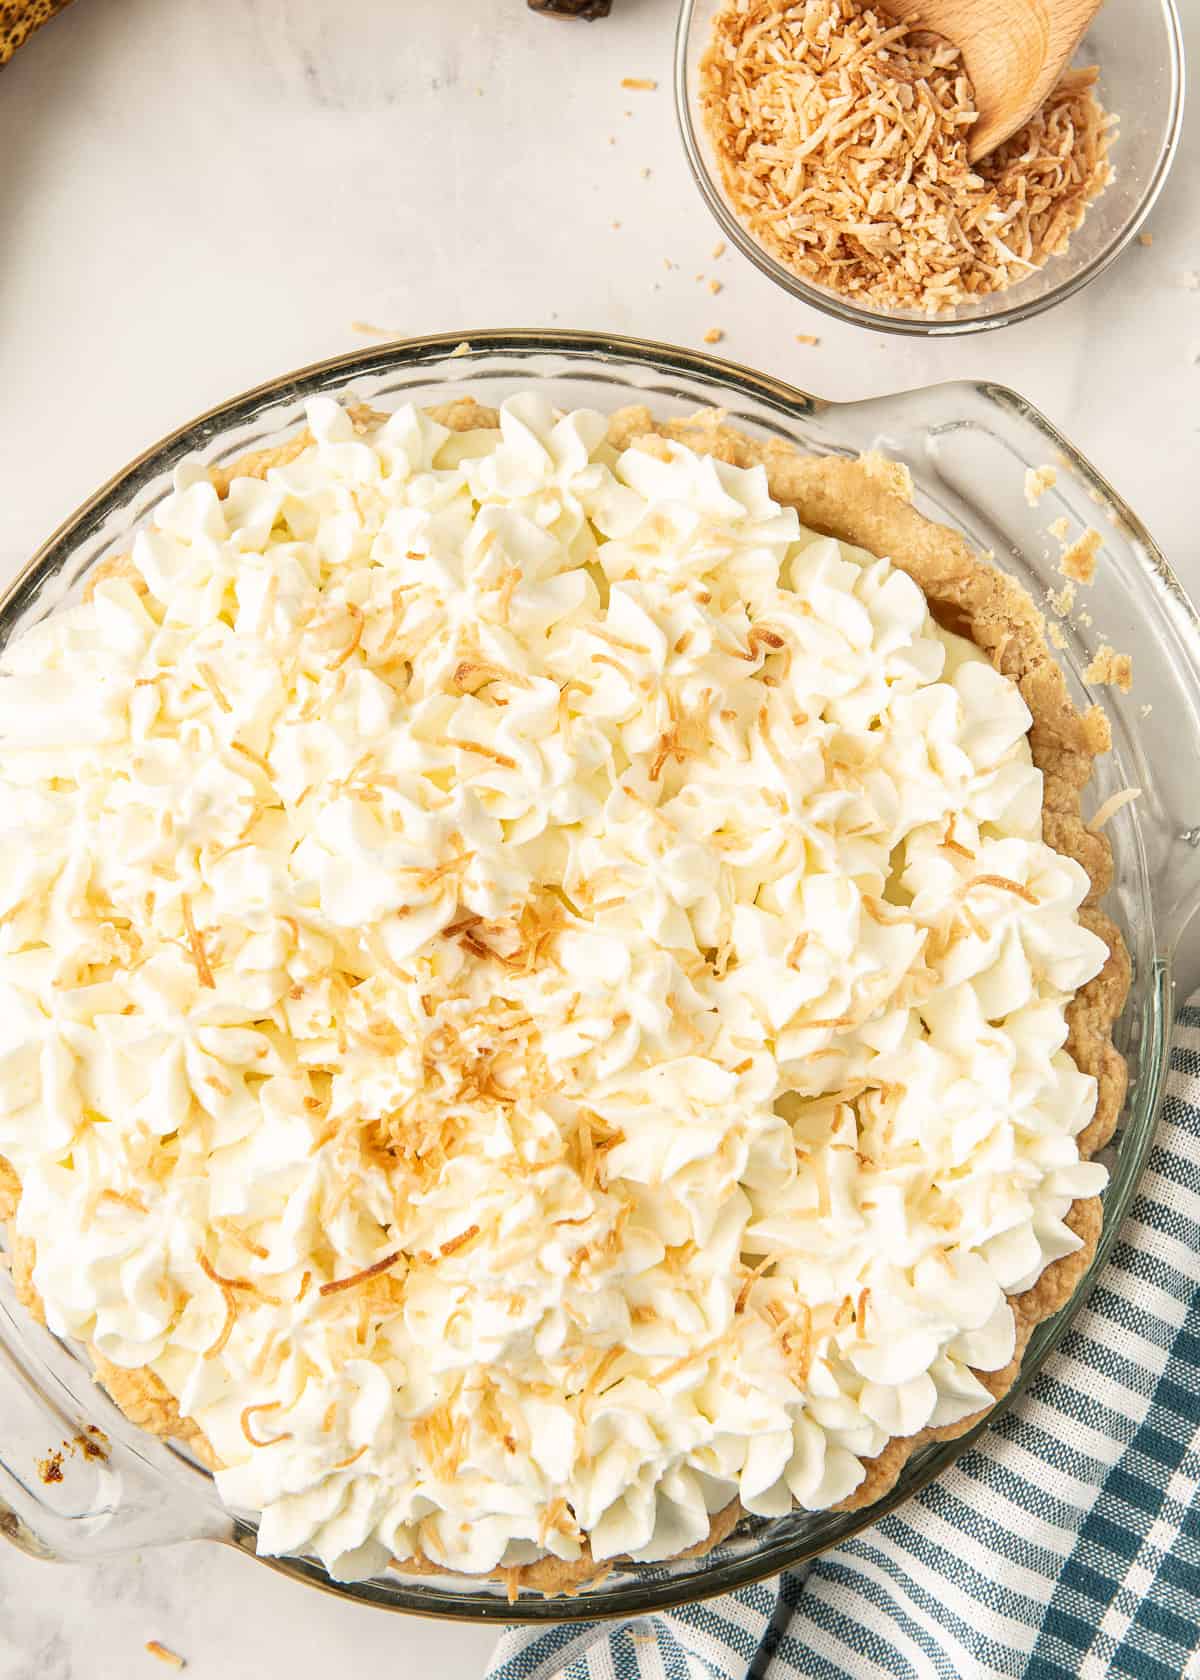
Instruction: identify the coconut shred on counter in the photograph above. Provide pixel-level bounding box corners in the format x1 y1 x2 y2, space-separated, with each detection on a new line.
0 395 1107 1580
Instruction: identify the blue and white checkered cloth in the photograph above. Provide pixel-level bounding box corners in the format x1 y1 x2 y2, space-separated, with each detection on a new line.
488 998 1200 1680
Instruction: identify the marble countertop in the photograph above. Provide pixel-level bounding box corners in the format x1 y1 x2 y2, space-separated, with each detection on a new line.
0 0 1197 1675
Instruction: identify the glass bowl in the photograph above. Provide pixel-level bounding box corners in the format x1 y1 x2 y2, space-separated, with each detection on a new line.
674 0 1186 336
3 331 1200 1625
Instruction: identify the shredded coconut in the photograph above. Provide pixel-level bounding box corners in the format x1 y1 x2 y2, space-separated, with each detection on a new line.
700 0 1115 317
1087 787 1141 833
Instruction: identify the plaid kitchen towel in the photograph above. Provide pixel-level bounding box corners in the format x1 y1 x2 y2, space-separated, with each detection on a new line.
487 997 1200 1680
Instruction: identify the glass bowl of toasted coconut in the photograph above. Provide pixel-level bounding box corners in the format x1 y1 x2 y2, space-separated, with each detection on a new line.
2 333 1199 1622
676 0 1184 334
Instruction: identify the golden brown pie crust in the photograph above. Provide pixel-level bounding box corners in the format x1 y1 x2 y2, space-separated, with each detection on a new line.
1 401 1129 1597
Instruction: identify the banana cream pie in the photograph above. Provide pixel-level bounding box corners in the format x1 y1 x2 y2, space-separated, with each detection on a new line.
0 394 1127 1590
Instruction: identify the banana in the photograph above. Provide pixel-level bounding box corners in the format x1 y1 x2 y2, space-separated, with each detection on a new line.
1 0 76 68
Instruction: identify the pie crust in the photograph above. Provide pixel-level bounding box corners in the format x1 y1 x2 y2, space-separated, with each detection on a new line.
0 400 1129 1596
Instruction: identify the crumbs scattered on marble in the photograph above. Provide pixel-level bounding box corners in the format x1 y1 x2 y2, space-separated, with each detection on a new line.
37 1450 64 1485
145 1641 185 1669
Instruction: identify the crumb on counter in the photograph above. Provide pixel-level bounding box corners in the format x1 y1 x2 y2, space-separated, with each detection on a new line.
1025 465 1058 507
73 1427 110 1462
712 241 726 259
1138 232 1154 247
145 1643 185 1670
703 328 724 343
621 77 657 91
1083 645 1133 692
709 279 723 294
795 333 820 346
1060 527 1102 584
37 1450 64 1485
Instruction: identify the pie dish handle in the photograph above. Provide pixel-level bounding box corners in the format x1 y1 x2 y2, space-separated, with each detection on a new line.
0 1284 231 1561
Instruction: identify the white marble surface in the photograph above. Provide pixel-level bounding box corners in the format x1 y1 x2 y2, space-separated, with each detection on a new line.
0 0 1197 1675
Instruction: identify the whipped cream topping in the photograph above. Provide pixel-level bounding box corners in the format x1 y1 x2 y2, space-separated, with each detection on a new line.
0 395 1108 1581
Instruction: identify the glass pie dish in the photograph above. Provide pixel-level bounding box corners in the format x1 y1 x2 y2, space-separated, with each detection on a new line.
674 0 1186 336
2 330 1199 1625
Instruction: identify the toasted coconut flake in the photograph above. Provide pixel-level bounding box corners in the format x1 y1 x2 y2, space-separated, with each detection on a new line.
201 1291 235 1361
449 659 532 695
653 1336 724 1384
213 1218 269 1260
229 740 273 778
240 1401 293 1449
145 1642 185 1669
319 1248 405 1297
195 661 232 713
960 903 990 943
941 814 975 860
956 874 1039 907
180 896 215 989
786 933 809 970
735 1251 780 1314
439 1223 481 1258
583 1345 623 1399
97 1188 148 1215
437 736 518 770
1087 786 1141 833
329 603 364 669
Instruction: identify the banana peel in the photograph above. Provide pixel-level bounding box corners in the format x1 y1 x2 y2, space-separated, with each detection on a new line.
1 0 75 68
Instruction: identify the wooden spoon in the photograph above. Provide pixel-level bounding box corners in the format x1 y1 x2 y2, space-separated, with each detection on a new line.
881 0 1105 162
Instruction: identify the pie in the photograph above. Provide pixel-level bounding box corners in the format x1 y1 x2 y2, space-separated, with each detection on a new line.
0 394 1127 1595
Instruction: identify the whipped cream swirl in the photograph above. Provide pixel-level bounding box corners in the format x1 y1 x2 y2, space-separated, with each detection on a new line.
0 396 1108 1580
